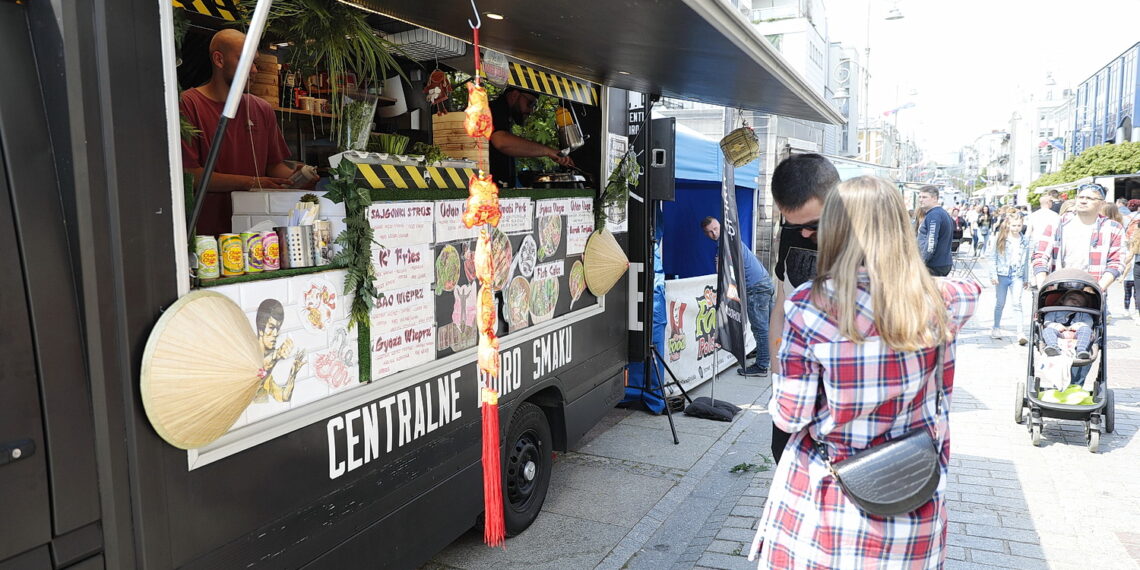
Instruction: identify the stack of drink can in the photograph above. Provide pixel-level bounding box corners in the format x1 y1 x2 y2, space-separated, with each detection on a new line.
194 230 282 279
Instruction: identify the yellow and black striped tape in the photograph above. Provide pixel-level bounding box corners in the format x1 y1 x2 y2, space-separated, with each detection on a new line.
508 62 599 106
354 164 478 190
173 0 239 22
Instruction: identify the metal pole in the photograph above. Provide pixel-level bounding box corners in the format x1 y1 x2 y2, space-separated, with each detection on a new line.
186 0 275 238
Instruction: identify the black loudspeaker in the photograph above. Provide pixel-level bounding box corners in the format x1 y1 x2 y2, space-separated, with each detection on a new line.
648 117 676 201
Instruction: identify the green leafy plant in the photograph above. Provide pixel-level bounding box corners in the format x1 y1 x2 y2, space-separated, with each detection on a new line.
367 133 410 154
300 193 320 203
323 160 381 330
411 141 449 164
514 95 559 172
245 0 407 148
179 115 201 143
597 149 640 229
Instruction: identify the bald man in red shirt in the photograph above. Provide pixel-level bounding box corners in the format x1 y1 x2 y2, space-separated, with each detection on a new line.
181 29 312 235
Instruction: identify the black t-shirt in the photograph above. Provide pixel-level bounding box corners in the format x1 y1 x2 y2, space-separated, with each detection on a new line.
774 226 818 290
488 95 516 187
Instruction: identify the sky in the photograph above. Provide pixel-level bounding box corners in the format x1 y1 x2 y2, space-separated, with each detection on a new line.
823 0 1140 160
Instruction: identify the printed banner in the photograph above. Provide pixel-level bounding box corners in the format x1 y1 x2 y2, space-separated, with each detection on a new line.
373 243 433 291
499 198 534 235
663 275 755 388
434 200 479 243
566 198 594 255
371 284 434 334
368 201 434 246
371 322 436 380
715 163 749 367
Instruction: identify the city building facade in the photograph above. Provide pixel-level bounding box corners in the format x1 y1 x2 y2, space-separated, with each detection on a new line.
1070 41 1140 155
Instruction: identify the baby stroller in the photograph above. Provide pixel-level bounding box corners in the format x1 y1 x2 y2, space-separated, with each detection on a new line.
1014 268 1115 452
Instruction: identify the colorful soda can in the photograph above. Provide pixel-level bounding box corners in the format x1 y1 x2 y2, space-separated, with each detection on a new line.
219 233 244 277
194 235 220 279
261 230 280 271
242 232 264 273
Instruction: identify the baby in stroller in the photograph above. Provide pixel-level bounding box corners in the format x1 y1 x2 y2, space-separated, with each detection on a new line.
1042 290 1095 361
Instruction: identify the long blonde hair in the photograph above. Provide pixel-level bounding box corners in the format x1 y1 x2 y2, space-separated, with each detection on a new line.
811 176 951 351
994 212 1024 256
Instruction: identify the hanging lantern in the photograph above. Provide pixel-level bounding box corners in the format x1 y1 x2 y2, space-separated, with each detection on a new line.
465 82 494 140
466 4 505 547
463 171 502 228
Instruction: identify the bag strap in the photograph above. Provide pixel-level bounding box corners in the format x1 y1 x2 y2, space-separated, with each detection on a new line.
813 343 946 468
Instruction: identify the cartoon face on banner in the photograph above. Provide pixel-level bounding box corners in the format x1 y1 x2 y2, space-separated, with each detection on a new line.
667 300 687 362
694 287 718 360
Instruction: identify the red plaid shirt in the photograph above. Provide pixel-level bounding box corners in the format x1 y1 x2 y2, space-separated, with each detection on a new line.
750 276 980 569
1031 212 1126 282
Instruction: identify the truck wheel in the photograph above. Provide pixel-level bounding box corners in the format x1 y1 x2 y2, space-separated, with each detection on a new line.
503 402 552 536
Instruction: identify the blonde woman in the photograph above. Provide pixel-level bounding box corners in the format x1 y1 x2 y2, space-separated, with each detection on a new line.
750 176 980 568
990 213 1030 343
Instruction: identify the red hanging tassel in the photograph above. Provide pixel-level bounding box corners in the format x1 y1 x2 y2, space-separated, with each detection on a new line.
481 387 505 547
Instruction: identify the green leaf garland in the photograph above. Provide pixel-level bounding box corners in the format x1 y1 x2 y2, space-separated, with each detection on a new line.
325 160 382 330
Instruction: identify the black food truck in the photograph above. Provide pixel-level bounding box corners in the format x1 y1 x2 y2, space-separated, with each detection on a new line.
0 1 841 568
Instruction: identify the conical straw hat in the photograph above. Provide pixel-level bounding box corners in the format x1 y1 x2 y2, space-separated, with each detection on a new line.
140 290 264 449
583 229 629 296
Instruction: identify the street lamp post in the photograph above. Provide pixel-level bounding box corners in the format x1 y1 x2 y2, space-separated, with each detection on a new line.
857 2 902 133
861 1 903 161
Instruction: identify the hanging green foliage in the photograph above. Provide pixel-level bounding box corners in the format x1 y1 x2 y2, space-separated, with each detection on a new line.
242 0 407 147
597 150 640 229
322 159 381 329
514 95 559 172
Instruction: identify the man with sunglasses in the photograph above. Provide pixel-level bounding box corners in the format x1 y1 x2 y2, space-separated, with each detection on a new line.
767 153 839 464
1032 183 1125 292
916 186 955 276
488 88 574 188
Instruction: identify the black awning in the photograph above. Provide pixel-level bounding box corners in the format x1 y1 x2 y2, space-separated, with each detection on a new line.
346 0 845 125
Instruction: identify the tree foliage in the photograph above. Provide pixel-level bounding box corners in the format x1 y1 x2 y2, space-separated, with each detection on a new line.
1029 142 1140 193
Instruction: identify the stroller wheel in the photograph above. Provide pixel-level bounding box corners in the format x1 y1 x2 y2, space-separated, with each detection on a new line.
1013 381 1026 424
1105 389 1115 434
1030 424 1042 447
1087 429 1100 453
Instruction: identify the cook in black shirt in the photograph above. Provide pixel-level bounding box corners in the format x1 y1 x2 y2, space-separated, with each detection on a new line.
488 88 574 187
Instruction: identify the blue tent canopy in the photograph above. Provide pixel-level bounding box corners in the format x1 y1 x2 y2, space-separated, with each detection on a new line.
662 124 759 279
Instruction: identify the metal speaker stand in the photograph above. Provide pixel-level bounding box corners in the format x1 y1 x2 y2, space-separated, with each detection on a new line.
645 343 694 445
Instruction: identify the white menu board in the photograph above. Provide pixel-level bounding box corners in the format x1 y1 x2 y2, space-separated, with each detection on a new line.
566 198 594 255
371 322 436 379
533 261 565 281
373 243 433 291
370 283 434 334
535 198 571 218
499 198 534 235
434 200 479 243
368 201 434 246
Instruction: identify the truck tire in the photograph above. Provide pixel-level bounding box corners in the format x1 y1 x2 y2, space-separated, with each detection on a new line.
503 402 553 536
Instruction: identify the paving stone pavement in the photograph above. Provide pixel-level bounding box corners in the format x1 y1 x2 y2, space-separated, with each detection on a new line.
427 258 1140 569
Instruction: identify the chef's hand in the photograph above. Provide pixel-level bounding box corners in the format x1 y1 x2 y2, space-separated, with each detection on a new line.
246 176 293 191
546 149 575 168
